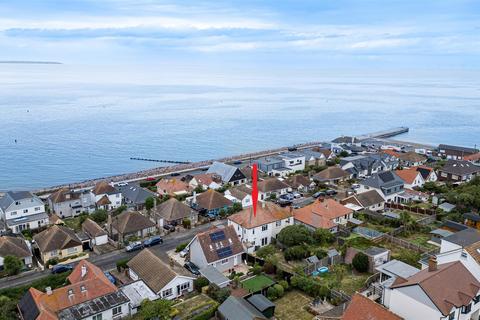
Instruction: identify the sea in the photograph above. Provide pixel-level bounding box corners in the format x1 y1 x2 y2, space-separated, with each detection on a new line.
1 64 479 191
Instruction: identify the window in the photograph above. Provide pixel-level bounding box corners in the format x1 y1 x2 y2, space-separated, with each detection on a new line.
67 247 77 254
81 285 86 292
475 295 480 304
35 207 41 211
276 221 281 227
286 218 291 224
221 258 229 264
10 211 17 216
262 225 268 231
112 306 122 316
92 314 102 320
180 282 190 290
23 209 28 213
162 288 173 298
261 237 268 246
462 303 471 314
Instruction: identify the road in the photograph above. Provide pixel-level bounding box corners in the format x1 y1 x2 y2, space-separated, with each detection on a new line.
0 220 226 290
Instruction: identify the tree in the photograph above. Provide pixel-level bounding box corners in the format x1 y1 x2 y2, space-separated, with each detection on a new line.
278 280 289 291
352 252 369 273
267 286 278 300
194 277 210 292
400 211 417 234
256 245 276 259
339 150 349 157
277 225 314 247
314 229 334 245
232 202 242 213
3 256 22 276
251 263 262 275
273 284 284 297
90 209 107 223
182 218 191 229
284 245 309 261
145 197 155 211
140 299 173 320
194 185 205 193
0 295 17 320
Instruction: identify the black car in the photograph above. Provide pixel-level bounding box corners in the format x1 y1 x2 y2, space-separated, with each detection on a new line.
184 262 200 276
51 264 73 274
326 189 337 196
170 172 181 177
143 235 163 247
163 224 175 232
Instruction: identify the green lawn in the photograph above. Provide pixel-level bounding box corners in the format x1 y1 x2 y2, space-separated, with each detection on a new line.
275 291 314 320
173 294 218 320
62 216 85 232
241 275 275 293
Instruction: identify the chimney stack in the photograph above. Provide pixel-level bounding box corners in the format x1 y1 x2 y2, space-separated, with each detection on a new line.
193 191 197 204
81 265 87 278
428 255 437 272
46 287 52 296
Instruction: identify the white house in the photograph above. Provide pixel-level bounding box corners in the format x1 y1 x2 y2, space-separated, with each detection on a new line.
82 218 108 247
0 191 48 234
127 248 194 300
92 181 123 210
357 171 404 202
279 152 306 172
228 202 293 253
387 260 480 320
48 188 95 218
224 185 253 208
395 169 425 189
189 173 222 190
188 225 244 273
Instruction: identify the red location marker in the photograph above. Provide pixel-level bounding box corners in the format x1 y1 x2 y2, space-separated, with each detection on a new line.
252 163 258 217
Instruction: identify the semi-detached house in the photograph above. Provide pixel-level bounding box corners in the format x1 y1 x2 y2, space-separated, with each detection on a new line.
228 202 293 253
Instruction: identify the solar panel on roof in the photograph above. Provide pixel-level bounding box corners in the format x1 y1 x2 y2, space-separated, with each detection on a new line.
210 231 226 241
380 171 395 182
216 246 233 259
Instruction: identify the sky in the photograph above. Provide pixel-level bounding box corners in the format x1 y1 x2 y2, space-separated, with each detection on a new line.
0 0 479 72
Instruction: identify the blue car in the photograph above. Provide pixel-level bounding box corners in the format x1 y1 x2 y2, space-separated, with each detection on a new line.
143 236 163 247
104 271 116 284
51 264 73 274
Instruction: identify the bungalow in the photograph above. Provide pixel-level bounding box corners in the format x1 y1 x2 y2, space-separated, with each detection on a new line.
107 211 156 243
151 198 198 227
395 168 425 189
156 178 191 197
313 167 351 184
299 149 327 167
188 225 244 273
0 235 33 269
192 189 233 216
18 260 130 320
228 202 293 253
257 178 290 201
284 174 314 192
127 248 194 300
33 225 83 263
188 173 222 190
116 182 157 210
48 188 95 218
357 171 404 202
294 198 353 233
342 293 403 320
387 260 480 320
412 165 438 182
207 161 247 185
383 150 427 167
438 160 480 183
341 190 385 211
92 181 123 210
224 185 253 208
81 218 108 247
438 144 479 160
0 191 49 234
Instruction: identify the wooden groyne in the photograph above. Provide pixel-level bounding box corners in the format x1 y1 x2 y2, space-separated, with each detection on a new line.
130 157 191 164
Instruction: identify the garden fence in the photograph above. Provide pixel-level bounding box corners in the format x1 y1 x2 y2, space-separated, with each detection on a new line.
385 202 437 215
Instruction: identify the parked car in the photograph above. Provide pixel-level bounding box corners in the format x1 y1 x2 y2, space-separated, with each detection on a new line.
126 241 144 252
170 172 181 177
51 264 73 274
179 248 189 258
280 193 294 201
292 192 303 199
326 189 337 196
312 191 326 198
163 224 176 232
351 183 360 189
232 160 242 165
144 235 163 247
184 261 200 276
104 271 116 284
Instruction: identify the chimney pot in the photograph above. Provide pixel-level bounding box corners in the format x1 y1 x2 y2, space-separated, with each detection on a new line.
46 287 52 295
428 256 437 272
81 265 87 278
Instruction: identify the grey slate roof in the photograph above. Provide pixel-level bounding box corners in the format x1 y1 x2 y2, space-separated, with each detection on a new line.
207 161 246 183
117 183 156 206
0 191 43 212
438 202 456 212
218 296 267 320
57 291 129 320
443 228 480 247
340 153 398 176
364 246 389 257
360 171 404 190
246 294 275 312
440 160 480 176
199 265 231 287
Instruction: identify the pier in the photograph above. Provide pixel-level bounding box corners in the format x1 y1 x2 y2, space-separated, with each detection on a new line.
33 127 412 195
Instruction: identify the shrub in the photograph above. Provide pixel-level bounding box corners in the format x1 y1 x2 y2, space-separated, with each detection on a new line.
290 275 330 298
315 249 327 259
352 252 369 273
263 261 275 274
284 245 309 261
175 242 188 252
116 258 130 272
90 209 108 223
191 304 218 320
277 225 314 247
256 245 276 259
194 277 210 292
3 256 23 276
251 264 262 275
140 299 173 320
46 258 58 268
145 197 155 211
207 284 230 303
182 218 191 229
273 284 284 297
314 229 334 245
267 286 278 300
278 280 289 291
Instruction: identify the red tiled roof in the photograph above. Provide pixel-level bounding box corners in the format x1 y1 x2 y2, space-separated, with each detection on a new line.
395 169 422 185
156 178 191 196
343 293 403 320
465 152 480 161
294 199 352 229
228 202 292 229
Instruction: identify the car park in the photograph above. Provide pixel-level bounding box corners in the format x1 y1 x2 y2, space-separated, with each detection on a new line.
126 241 144 252
51 264 73 274
143 235 163 247
184 261 200 276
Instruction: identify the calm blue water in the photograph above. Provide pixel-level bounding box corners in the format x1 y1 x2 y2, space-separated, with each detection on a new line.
1 64 479 190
